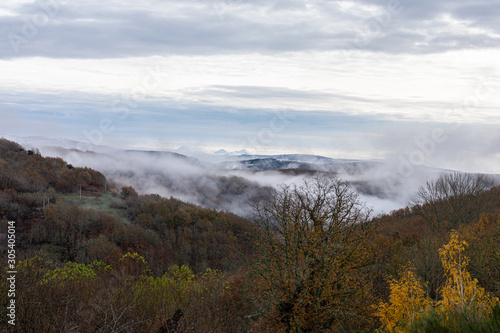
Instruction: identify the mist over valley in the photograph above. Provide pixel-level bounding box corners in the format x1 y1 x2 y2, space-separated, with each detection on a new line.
7 135 496 217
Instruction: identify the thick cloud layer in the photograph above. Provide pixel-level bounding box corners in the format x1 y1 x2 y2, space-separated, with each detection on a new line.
1 0 500 58
1 0 499 176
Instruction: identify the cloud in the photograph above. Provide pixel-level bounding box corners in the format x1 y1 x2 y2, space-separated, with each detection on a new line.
1 0 499 59
4 137 432 216
2 81 500 175
1 0 500 177
369 122 500 174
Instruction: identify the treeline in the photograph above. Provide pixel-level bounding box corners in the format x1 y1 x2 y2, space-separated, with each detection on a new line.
0 139 105 195
1 138 500 332
371 173 500 332
0 139 105 222
0 139 258 274
21 194 256 273
1 254 252 332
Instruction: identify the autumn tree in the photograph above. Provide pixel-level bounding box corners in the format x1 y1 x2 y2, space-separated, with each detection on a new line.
121 186 138 199
376 266 432 332
412 172 494 230
376 230 500 332
438 230 499 321
460 212 500 298
250 176 376 332
406 229 446 301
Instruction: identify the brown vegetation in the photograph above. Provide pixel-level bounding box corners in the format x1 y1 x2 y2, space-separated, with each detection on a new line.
1 138 500 332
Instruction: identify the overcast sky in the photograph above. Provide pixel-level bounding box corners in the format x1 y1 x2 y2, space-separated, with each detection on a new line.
1 0 499 173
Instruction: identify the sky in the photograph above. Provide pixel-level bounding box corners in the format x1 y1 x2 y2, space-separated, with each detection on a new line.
1 0 500 173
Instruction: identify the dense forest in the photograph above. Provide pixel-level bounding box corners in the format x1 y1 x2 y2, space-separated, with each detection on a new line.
1 138 500 332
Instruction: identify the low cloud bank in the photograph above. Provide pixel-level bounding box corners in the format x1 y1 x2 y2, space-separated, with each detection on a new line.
23 142 466 217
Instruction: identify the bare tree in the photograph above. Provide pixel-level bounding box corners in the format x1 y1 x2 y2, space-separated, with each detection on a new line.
249 176 376 332
411 172 494 230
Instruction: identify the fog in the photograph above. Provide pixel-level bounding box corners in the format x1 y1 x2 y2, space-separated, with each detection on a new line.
12 135 497 217
11 136 467 218
34 145 271 216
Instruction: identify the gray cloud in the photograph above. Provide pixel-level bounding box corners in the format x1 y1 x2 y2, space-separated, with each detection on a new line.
1 0 499 177
368 122 500 174
1 0 499 58
199 85 377 103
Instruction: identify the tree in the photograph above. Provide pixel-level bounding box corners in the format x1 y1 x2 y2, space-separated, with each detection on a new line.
250 176 376 332
376 230 500 332
460 212 500 298
412 172 494 230
403 231 446 302
438 230 499 320
376 266 432 332
121 186 138 199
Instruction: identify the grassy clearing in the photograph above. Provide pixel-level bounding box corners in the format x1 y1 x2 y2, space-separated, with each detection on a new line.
58 192 132 225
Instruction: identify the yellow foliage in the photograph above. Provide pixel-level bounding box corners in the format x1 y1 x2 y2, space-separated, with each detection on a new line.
131 265 231 331
375 267 431 332
438 230 499 319
118 252 149 276
17 256 51 270
120 252 147 265
377 230 500 332
42 260 110 284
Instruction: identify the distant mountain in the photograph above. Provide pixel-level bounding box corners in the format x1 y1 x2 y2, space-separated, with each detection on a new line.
1 134 117 154
267 154 352 164
124 148 208 167
176 145 208 155
214 149 228 155
214 149 251 156
221 158 312 170
218 154 384 175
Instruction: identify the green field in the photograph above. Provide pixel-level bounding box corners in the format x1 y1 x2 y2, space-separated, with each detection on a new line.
58 193 132 225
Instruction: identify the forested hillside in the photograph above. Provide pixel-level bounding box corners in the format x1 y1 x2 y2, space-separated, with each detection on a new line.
1 138 500 332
